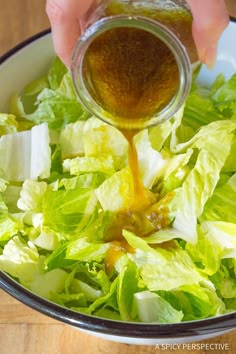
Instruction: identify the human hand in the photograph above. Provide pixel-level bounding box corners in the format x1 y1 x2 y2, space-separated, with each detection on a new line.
186 0 229 68
46 0 230 69
46 0 95 68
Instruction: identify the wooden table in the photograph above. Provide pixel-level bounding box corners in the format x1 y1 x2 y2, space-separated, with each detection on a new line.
0 1 236 353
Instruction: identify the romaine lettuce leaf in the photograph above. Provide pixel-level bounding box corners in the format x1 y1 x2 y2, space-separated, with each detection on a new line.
201 221 236 259
0 236 42 283
158 283 225 320
201 174 236 223
134 290 183 323
48 57 68 90
171 121 236 243
26 89 89 131
223 136 236 172
42 187 98 234
17 179 47 212
83 124 128 170
0 123 51 181
66 237 110 262
186 225 222 275
212 74 236 117
0 60 235 324
117 258 142 321
210 262 236 300
134 129 167 189
0 114 18 135
95 167 135 212
63 155 115 175
60 121 86 159
123 230 205 291
0 195 19 242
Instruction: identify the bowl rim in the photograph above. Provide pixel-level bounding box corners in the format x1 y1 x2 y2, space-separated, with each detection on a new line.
0 26 236 339
1 271 236 338
0 28 51 64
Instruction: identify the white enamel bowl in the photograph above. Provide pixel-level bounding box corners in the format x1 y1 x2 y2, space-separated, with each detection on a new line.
0 22 236 345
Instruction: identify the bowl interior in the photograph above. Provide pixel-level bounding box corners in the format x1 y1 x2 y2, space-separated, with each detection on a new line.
0 23 236 343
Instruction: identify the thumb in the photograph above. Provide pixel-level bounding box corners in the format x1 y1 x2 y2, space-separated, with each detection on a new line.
46 0 94 67
186 0 229 68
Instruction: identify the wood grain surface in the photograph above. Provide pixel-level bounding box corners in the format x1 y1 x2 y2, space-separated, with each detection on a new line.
0 1 236 353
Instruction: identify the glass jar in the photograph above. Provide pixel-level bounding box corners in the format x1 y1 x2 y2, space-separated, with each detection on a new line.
71 0 197 130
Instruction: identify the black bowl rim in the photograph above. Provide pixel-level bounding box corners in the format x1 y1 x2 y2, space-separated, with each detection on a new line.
0 26 236 339
1 271 236 339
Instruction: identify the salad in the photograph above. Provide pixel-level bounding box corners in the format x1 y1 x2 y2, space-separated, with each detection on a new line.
0 57 236 323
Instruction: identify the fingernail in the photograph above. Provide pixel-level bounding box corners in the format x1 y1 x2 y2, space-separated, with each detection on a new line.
203 46 217 70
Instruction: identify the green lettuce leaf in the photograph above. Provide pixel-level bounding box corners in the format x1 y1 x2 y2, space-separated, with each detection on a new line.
182 88 223 131
210 262 236 300
48 57 67 90
134 290 183 323
0 114 18 135
186 225 222 275
223 136 236 172
134 129 168 189
17 180 47 212
42 188 98 235
25 89 89 131
200 221 236 259
201 174 236 223
0 195 19 242
60 121 86 159
2 185 21 213
66 237 110 262
123 230 204 291
63 155 115 175
117 258 142 321
0 236 42 283
0 123 51 181
212 74 236 117
83 124 128 170
95 167 135 212
170 121 236 243
158 283 225 321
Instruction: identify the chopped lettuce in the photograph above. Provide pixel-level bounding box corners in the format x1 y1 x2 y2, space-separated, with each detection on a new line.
25 89 89 131
212 74 236 117
17 180 47 212
123 230 205 291
0 113 18 135
0 123 51 181
0 195 19 242
42 188 98 235
63 155 115 175
0 61 235 324
170 121 236 243
201 173 236 223
95 167 135 212
134 291 183 323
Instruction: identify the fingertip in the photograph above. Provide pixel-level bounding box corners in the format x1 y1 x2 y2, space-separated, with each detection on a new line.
46 0 94 68
50 24 80 68
191 17 229 68
186 0 229 67
204 46 218 70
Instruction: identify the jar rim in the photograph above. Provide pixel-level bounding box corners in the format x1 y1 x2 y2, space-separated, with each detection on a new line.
71 15 192 130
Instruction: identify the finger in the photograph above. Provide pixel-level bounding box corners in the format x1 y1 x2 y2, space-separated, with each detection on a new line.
46 0 94 67
186 0 229 68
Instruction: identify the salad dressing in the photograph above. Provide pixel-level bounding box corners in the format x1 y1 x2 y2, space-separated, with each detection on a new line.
83 26 179 125
106 1 198 63
78 1 197 271
104 129 173 270
122 129 155 211
105 240 134 274
80 1 197 129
